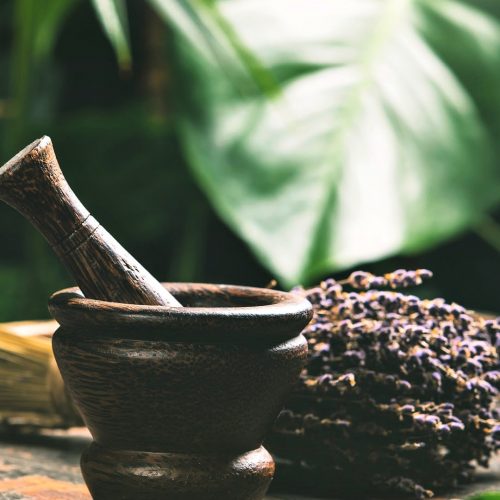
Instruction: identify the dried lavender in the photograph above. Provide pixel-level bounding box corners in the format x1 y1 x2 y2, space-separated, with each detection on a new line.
269 269 499 499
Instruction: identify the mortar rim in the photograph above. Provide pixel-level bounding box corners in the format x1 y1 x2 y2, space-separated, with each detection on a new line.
49 282 313 340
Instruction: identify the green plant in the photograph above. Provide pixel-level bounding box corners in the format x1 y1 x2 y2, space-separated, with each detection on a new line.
467 493 500 500
168 0 500 286
4 0 500 289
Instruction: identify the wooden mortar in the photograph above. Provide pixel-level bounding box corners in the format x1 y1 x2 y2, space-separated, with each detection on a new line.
49 283 312 500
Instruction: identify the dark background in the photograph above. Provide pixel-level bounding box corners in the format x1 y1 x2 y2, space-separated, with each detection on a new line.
0 1 499 321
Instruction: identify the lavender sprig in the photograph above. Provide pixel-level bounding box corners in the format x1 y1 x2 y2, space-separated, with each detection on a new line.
341 269 434 291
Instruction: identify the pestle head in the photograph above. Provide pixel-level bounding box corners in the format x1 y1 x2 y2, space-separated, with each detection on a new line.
0 136 48 177
0 136 90 245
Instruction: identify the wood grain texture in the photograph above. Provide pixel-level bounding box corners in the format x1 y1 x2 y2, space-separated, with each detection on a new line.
0 428 498 499
82 443 275 500
50 282 312 499
49 283 313 341
0 136 181 307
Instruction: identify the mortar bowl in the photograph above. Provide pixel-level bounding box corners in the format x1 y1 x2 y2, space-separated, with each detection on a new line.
49 283 312 500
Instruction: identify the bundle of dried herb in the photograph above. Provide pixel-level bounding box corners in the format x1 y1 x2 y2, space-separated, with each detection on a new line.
0 321 82 430
269 270 499 499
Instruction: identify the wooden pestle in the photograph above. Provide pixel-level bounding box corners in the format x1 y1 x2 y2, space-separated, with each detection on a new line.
0 136 182 307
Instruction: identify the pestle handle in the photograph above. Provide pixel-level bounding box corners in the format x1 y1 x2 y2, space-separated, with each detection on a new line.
0 136 182 307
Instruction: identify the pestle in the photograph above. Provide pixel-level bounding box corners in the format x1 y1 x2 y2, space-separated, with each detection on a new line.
0 136 182 307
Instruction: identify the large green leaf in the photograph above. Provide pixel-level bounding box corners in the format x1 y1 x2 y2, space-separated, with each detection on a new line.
148 0 278 95
91 0 131 70
416 1 500 145
167 0 500 285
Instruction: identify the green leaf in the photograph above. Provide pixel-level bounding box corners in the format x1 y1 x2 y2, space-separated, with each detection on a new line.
168 0 500 285
32 0 79 60
91 0 131 70
466 492 500 500
5 0 79 152
147 0 278 95
416 0 500 147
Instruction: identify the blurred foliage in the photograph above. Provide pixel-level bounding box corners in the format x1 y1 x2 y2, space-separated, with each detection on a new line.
168 0 500 285
467 493 500 500
1 0 500 320
93 0 500 285
91 0 131 70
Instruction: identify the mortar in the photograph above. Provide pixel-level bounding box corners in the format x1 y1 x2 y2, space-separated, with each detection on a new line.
49 282 312 500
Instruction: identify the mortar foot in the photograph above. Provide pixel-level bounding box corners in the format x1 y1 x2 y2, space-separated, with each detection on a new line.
81 442 275 500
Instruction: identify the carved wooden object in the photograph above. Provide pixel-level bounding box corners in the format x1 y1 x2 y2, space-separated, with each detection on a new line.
0 137 181 307
50 283 312 499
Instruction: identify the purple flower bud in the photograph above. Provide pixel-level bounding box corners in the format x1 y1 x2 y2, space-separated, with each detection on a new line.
387 269 406 289
348 271 372 289
426 416 440 426
477 380 497 394
326 284 342 297
427 303 439 317
416 348 432 360
416 269 433 280
492 424 500 439
441 321 457 337
371 276 387 288
439 304 452 316
322 278 337 289
377 293 388 305
337 319 351 334
320 298 334 308
396 379 411 392
426 358 440 369
450 303 466 318
343 350 364 367
483 319 498 333
459 314 473 329
405 295 421 312
434 335 448 346
484 371 500 384
308 323 322 333
401 404 415 413
414 415 426 425
307 288 323 304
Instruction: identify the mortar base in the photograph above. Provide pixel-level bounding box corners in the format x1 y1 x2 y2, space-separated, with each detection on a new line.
81 442 275 500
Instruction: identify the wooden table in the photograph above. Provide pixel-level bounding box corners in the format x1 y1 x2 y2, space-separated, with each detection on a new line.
0 428 499 499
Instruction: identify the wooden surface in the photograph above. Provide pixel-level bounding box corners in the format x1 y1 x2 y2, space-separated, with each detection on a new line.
0 428 498 499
